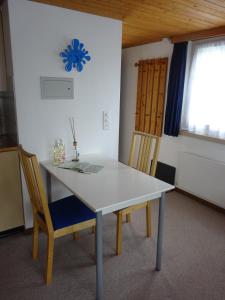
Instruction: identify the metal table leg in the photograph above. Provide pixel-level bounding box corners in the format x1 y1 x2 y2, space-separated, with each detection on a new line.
96 211 103 300
156 192 165 271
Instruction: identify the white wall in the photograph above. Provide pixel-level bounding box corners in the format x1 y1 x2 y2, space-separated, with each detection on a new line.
120 38 225 208
119 38 173 164
7 0 122 227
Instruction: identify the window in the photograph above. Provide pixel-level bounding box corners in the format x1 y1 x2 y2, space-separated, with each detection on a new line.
181 38 225 140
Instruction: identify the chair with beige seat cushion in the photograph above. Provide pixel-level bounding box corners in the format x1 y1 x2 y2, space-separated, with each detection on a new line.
115 131 161 255
19 145 96 284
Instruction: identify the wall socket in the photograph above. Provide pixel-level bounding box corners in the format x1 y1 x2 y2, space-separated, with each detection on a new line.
103 111 111 130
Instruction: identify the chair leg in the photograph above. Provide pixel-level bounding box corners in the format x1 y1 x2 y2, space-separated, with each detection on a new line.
116 212 123 255
73 232 80 240
32 218 39 260
91 226 96 234
126 213 131 223
146 201 152 237
46 235 54 285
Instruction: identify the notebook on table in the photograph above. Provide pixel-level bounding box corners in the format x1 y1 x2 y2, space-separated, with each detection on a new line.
58 161 103 174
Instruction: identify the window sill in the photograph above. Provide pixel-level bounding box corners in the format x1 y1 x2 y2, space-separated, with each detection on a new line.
179 130 225 145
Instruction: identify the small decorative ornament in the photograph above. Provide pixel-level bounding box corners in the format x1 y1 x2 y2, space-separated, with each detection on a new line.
53 139 65 165
60 39 91 72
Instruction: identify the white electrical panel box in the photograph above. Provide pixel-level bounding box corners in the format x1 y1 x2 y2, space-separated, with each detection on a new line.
40 77 74 99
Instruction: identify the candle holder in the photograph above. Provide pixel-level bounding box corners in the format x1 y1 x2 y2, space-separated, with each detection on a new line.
72 140 79 161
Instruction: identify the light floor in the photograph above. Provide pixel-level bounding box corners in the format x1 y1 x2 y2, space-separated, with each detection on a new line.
0 191 224 300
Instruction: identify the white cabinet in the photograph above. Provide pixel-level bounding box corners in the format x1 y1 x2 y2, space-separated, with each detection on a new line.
0 149 24 232
0 12 7 91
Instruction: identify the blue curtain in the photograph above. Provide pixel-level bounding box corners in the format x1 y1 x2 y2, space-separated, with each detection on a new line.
164 42 188 136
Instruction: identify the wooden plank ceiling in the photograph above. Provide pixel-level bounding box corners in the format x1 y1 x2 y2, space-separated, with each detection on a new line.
33 0 225 48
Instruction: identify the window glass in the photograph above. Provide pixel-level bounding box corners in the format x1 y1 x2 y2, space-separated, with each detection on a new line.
181 38 225 139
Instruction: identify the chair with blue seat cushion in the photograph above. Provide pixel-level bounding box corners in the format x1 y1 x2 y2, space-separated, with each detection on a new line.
49 195 96 230
19 145 96 285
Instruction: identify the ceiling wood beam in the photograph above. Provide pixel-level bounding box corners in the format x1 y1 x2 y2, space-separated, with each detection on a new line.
123 37 163 49
32 0 124 20
21 1 225 47
171 25 225 43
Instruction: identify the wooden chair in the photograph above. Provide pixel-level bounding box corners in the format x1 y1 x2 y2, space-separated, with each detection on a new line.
19 145 96 284
115 131 161 255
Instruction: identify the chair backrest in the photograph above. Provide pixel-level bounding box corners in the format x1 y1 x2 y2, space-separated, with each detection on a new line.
19 145 53 232
128 131 161 176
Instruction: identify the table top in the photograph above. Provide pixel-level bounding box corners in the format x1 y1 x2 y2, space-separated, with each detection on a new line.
41 155 174 215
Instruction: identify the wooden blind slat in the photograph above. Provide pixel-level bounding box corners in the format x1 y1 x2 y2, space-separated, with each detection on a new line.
135 58 168 137
156 59 168 136
135 64 143 131
150 61 160 135
139 64 148 132
144 62 154 133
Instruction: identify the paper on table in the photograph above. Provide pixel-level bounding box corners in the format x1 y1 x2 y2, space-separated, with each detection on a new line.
58 161 104 173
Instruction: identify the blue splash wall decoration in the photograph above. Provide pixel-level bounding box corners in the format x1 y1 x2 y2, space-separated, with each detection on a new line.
60 39 91 72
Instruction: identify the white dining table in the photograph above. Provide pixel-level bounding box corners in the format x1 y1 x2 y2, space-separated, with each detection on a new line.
41 155 174 300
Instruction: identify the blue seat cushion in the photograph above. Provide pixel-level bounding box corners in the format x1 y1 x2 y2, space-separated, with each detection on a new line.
48 195 96 231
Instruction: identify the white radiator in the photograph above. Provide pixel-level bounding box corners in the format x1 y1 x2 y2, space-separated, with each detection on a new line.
177 152 225 209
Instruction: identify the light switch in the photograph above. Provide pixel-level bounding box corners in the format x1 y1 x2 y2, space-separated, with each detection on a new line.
103 111 111 130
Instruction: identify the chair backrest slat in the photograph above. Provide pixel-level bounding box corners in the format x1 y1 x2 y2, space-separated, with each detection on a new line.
151 137 161 176
19 146 54 233
142 136 152 173
128 131 161 176
128 133 137 167
137 135 145 170
21 151 42 212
